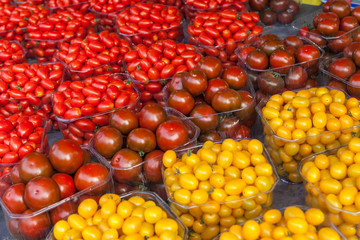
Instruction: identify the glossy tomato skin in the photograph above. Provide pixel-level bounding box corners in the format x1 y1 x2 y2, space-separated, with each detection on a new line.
2 183 27 214
270 49 295 73
183 69 208 96
168 72 187 92
114 183 133 195
50 201 77 225
10 164 24 184
246 50 268 70
199 130 222 142
52 173 76 200
24 176 61 211
204 78 229 104
168 90 195 115
19 210 51 240
110 109 138 135
189 104 219 133
74 163 109 194
19 153 53 183
329 0 351 19
222 66 247 90
143 150 164 183
196 56 222 79
127 128 156 153
347 72 360 96
257 72 285 95
138 103 167 132
156 120 189 151
49 139 84 174
285 66 308 89
296 45 321 68
232 124 251 139
218 116 241 138
328 31 352 53
329 57 356 79
211 88 242 112
250 0 268 11
236 91 256 121
93 126 123 158
260 9 276 25
111 149 142 183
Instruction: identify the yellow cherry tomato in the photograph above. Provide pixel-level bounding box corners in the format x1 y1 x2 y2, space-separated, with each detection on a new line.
54 220 71 240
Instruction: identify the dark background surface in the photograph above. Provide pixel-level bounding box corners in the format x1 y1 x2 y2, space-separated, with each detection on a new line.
0 3 320 238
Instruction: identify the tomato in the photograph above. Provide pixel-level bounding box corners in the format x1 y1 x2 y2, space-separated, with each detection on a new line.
246 50 268 70
156 120 189 151
168 90 195 116
19 210 51 240
49 139 84 174
110 108 139 135
93 126 123 158
111 148 142 183
52 173 76 200
329 57 356 79
2 183 27 214
74 163 108 194
182 69 208 96
19 152 53 183
138 103 167 132
270 49 295 74
211 88 242 112
50 201 77 225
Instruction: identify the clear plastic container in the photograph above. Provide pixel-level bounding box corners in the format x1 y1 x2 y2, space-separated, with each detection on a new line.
89 107 200 186
25 37 67 63
256 87 360 184
163 71 256 141
291 8 360 52
46 191 188 240
163 139 279 240
183 0 248 22
46 0 90 13
300 147 360 236
0 40 26 67
0 146 114 240
55 74 141 146
212 205 348 240
320 52 360 97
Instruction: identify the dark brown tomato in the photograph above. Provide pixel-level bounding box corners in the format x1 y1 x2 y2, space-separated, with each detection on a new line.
304 78 318 88
127 128 156 153
353 47 360 67
204 78 229 104
235 91 256 121
270 49 295 73
24 176 61 211
287 0 299 14
211 88 242 112
329 0 351 19
246 50 269 70
199 130 222 142
167 90 195 115
255 89 268 104
138 103 167 132
114 183 133 195
295 45 321 68
340 16 359 31
343 42 360 58
247 71 259 90
194 95 206 106
49 139 84 174
261 39 286 56
257 71 285 95
257 34 280 47
317 19 340 36
93 126 123 158
11 163 24 184
232 125 251 139
323 0 334 12
52 173 76 200
2 183 27 214
143 150 163 183
285 46 297 56
50 202 77 225
351 6 360 22
329 57 356 79
283 36 302 49
109 108 138 135
222 66 247 90
238 46 257 62
249 0 268 11
313 12 340 27
150 183 167 200
111 149 142 183
19 153 53 183
183 69 208 96
270 0 289 12
8 218 21 238
156 120 189 151
260 9 277 25
74 163 109 194
278 10 295 24
168 72 188 92
19 210 51 240
189 104 219 133
307 29 327 47
218 116 241 138
328 31 352 53
347 72 360 96
285 66 308 89
328 79 347 91
196 56 222 79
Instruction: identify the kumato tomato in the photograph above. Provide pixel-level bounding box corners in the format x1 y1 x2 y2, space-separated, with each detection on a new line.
53 192 183 240
301 136 360 235
262 88 360 183
163 138 277 238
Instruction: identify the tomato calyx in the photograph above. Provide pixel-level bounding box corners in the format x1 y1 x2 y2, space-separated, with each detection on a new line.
138 151 145 157
138 184 147 191
187 149 193 156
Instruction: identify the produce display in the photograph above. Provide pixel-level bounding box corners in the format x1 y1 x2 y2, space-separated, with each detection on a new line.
163 138 278 239
260 87 360 183
51 191 187 240
124 40 202 104
0 0 359 239
296 0 360 53
300 136 360 239
116 2 184 47
91 105 199 189
0 139 112 239
165 56 255 141
53 73 140 145
217 206 343 240
237 34 323 95
188 9 262 67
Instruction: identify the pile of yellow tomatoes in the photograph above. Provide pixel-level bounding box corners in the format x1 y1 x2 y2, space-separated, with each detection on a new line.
52 193 184 240
261 87 360 183
162 139 278 240
218 206 342 240
301 137 360 240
